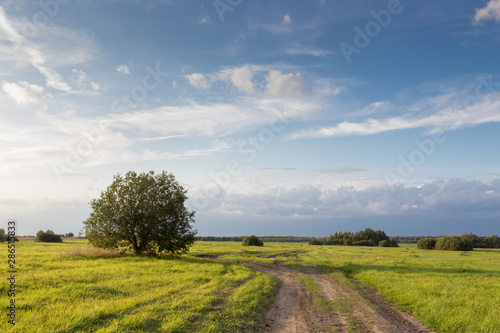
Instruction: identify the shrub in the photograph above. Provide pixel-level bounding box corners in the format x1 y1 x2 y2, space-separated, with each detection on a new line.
435 236 473 251
343 239 352 246
417 237 436 250
36 230 63 243
308 239 323 245
242 235 263 246
378 240 390 247
390 239 399 247
352 240 375 246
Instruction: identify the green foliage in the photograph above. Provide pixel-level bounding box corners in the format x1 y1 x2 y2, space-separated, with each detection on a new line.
390 239 399 247
417 237 436 250
242 235 263 246
0 228 6 242
197 236 313 242
461 233 500 248
83 171 196 256
308 239 323 245
36 230 63 243
318 228 391 247
378 240 390 247
435 235 473 251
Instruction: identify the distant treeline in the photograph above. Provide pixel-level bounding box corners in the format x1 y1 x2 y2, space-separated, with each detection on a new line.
390 236 438 244
197 233 499 247
418 233 499 249
196 236 313 242
309 228 398 247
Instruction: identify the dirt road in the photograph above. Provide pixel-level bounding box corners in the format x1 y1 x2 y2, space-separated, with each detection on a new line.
245 262 435 333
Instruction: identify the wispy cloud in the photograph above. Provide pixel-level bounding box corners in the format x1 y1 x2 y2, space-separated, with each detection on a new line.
289 84 500 139
285 45 333 57
0 7 96 93
107 97 319 137
2 81 44 106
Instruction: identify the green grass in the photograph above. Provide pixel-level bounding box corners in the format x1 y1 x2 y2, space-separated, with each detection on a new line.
299 245 500 333
2 240 499 332
0 240 278 332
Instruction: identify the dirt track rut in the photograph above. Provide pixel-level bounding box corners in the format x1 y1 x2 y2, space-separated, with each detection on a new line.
245 263 435 333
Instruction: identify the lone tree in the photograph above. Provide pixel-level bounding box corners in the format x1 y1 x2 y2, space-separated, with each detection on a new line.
242 235 263 246
83 171 196 256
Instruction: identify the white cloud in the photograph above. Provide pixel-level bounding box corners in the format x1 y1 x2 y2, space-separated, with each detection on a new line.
0 7 74 92
285 46 332 57
290 84 500 139
198 179 500 220
108 97 319 137
116 64 131 75
197 15 210 25
473 0 500 24
90 82 100 91
231 66 255 94
265 70 311 98
283 14 291 25
2 81 44 106
72 69 88 84
185 73 211 90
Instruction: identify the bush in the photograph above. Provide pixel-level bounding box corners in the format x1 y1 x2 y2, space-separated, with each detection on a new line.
308 239 323 245
343 239 352 246
417 237 436 250
352 240 375 246
242 235 263 246
435 236 473 251
36 230 63 243
378 240 390 247
390 239 399 247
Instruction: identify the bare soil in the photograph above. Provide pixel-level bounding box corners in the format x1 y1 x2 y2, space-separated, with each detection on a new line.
244 262 435 333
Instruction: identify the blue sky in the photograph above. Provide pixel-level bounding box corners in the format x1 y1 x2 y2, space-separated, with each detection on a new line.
1 0 500 236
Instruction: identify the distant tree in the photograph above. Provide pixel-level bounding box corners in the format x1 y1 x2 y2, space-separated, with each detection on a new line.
83 171 196 256
0 229 6 242
417 237 436 250
390 239 399 247
435 236 473 251
308 239 323 245
242 235 263 246
379 240 390 247
65 232 74 237
36 230 63 243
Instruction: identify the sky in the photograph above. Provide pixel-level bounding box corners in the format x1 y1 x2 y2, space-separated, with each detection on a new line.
1 0 500 237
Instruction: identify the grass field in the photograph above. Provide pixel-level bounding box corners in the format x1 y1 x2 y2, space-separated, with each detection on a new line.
191 241 500 333
1 240 278 332
2 240 499 332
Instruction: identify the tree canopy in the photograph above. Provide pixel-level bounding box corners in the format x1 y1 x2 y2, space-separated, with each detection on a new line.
242 235 263 246
83 171 196 256
36 230 63 243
